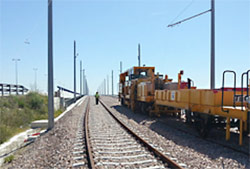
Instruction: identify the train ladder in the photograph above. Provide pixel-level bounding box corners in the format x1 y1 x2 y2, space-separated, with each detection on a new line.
221 70 236 142
241 70 250 138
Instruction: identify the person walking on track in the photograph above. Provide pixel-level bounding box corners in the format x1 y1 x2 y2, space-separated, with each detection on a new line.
95 92 100 105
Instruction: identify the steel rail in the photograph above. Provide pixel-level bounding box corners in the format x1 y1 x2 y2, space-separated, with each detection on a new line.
84 97 95 169
158 118 249 156
108 97 249 156
99 99 184 169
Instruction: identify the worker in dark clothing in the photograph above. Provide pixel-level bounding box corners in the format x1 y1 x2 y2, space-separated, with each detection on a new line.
95 92 100 105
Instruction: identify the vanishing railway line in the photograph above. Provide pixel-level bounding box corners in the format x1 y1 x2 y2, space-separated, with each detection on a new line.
82 97 183 169
69 96 248 168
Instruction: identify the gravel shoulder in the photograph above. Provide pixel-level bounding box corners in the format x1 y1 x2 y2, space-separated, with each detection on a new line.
102 96 250 169
2 97 88 169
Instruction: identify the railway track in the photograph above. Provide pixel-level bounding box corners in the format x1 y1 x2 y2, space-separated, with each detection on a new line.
103 96 249 156
159 117 250 156
83 97 183 169
72 99 88 168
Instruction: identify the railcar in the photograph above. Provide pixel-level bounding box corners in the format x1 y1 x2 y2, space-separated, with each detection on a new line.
119 66 249 145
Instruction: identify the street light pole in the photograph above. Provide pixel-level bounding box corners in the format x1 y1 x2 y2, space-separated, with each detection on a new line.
12 58 20 95
48 0 54 130
33 68 38 92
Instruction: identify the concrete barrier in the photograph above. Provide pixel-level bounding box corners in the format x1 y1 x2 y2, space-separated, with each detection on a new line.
31 96 86 129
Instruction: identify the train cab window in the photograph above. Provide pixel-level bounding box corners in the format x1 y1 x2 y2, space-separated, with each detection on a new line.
139 72 147 77
125 76 129 81
133 70 148 79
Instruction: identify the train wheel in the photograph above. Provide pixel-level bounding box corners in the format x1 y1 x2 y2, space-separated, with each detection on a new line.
121 98 124 106
130 100 135 113
134 101 140 113
177 109 181 119
236 119 249 136
194 113 212 138
185 110 192 124
243 111 250 135
197 119 208 138
141 103 147 114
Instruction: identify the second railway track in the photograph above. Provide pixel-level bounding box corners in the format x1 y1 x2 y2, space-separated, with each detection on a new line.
84 97 183 169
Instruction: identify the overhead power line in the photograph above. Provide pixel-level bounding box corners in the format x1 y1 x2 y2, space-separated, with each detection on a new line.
169 0 195 25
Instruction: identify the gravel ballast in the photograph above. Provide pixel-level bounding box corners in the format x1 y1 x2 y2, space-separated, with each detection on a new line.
89 97 166 168
102 96 249 169
2 95 248 169
2 97 88 169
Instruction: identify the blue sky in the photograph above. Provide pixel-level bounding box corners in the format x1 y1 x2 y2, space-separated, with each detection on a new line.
0 0 249 95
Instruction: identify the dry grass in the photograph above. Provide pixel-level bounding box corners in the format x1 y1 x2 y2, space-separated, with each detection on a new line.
0 92 63 144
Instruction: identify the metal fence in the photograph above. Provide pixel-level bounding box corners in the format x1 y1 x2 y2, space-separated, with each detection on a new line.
0 83 29 96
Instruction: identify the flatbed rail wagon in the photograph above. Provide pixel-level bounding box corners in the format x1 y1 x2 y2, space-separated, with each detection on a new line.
119 67 249 145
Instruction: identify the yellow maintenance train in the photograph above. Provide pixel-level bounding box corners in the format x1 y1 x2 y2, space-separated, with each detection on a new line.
119 66 249 145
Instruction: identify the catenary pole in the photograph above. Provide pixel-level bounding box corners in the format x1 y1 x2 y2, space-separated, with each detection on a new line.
138 44 141 67
80 61 82 95
211 0 215 89
120 61 122 73
107 75 109 95
167 0 215 89
74 40 76 102
112 70 114 96
12 58 20 95
82 69 85 95
104 79 106 95
33 68 38 92
48 0 54 130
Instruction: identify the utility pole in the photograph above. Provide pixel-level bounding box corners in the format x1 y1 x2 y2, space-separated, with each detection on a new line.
80 61 82 95
48 0 54 130
138 43 141 67
33 68 38 92
74 40 76 102
120 61 122 73
112 70 114 96
12 58 20 95
211 0 215 89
